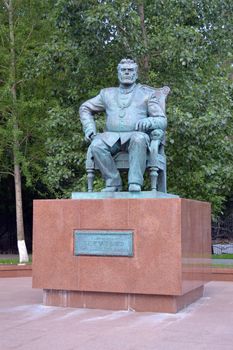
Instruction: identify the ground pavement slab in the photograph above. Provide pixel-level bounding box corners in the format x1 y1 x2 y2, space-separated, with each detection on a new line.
0 278 233 350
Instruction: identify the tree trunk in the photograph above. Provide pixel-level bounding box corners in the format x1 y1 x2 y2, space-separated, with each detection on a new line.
6 0 29 263
137 2 149 78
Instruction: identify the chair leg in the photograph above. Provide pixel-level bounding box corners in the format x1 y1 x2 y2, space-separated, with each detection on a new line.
150 166 159 191
87 169 94 192
157 169 167 193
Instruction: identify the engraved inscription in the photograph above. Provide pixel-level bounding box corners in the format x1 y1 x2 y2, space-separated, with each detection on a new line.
74 231 133 256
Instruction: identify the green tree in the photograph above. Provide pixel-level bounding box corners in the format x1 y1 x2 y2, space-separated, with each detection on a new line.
0 0 55 260
142 0 233 215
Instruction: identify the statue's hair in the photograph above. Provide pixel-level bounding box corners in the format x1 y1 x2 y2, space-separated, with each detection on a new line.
117 58 138 71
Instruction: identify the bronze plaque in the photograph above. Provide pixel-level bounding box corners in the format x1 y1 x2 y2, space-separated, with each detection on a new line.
74 230 133 257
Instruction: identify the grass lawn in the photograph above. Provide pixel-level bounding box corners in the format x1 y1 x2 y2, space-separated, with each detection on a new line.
0 258 32 265
212 254 233 259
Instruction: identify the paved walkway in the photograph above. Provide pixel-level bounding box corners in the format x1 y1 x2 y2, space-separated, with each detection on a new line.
212 259 233 266
0 278 233 350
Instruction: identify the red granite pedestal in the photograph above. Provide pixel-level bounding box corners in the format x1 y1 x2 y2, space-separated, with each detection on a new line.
32 198 211 313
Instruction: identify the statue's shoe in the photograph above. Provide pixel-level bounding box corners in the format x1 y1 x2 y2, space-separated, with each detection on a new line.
128 184 141 192
101 186 122 192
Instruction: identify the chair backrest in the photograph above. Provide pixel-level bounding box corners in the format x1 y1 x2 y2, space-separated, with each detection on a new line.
152 86 170 113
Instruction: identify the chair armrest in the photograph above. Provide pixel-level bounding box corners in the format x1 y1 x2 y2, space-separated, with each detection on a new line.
150 129 164 141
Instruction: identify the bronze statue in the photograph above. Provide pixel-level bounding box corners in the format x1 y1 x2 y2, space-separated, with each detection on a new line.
79 59 167 192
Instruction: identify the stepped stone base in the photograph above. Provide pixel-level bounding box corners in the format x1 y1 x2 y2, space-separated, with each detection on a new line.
33 197 211 313
43 286 204 313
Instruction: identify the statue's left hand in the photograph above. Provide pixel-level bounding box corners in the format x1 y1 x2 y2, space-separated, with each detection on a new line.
135 118 152 132
85 130 96 143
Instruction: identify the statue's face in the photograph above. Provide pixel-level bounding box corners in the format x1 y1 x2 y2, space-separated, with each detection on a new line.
118 64 138 85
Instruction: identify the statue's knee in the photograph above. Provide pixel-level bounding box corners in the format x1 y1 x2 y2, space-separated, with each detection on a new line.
91 138 103 148
90 139 108 155
90 139 103 151
130 133 147 145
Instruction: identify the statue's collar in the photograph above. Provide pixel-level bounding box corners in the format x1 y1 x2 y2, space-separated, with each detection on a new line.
119 83 137 95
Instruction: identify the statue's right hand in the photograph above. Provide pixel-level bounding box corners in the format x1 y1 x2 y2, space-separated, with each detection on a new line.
135 118 152 132
85 131 96 143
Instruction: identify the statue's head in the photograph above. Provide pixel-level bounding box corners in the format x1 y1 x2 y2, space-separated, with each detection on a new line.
117 58 138 85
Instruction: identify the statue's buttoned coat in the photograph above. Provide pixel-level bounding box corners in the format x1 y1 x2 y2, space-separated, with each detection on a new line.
79 83 167 147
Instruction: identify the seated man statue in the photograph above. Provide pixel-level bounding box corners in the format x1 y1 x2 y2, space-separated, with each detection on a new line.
79 58 167 192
